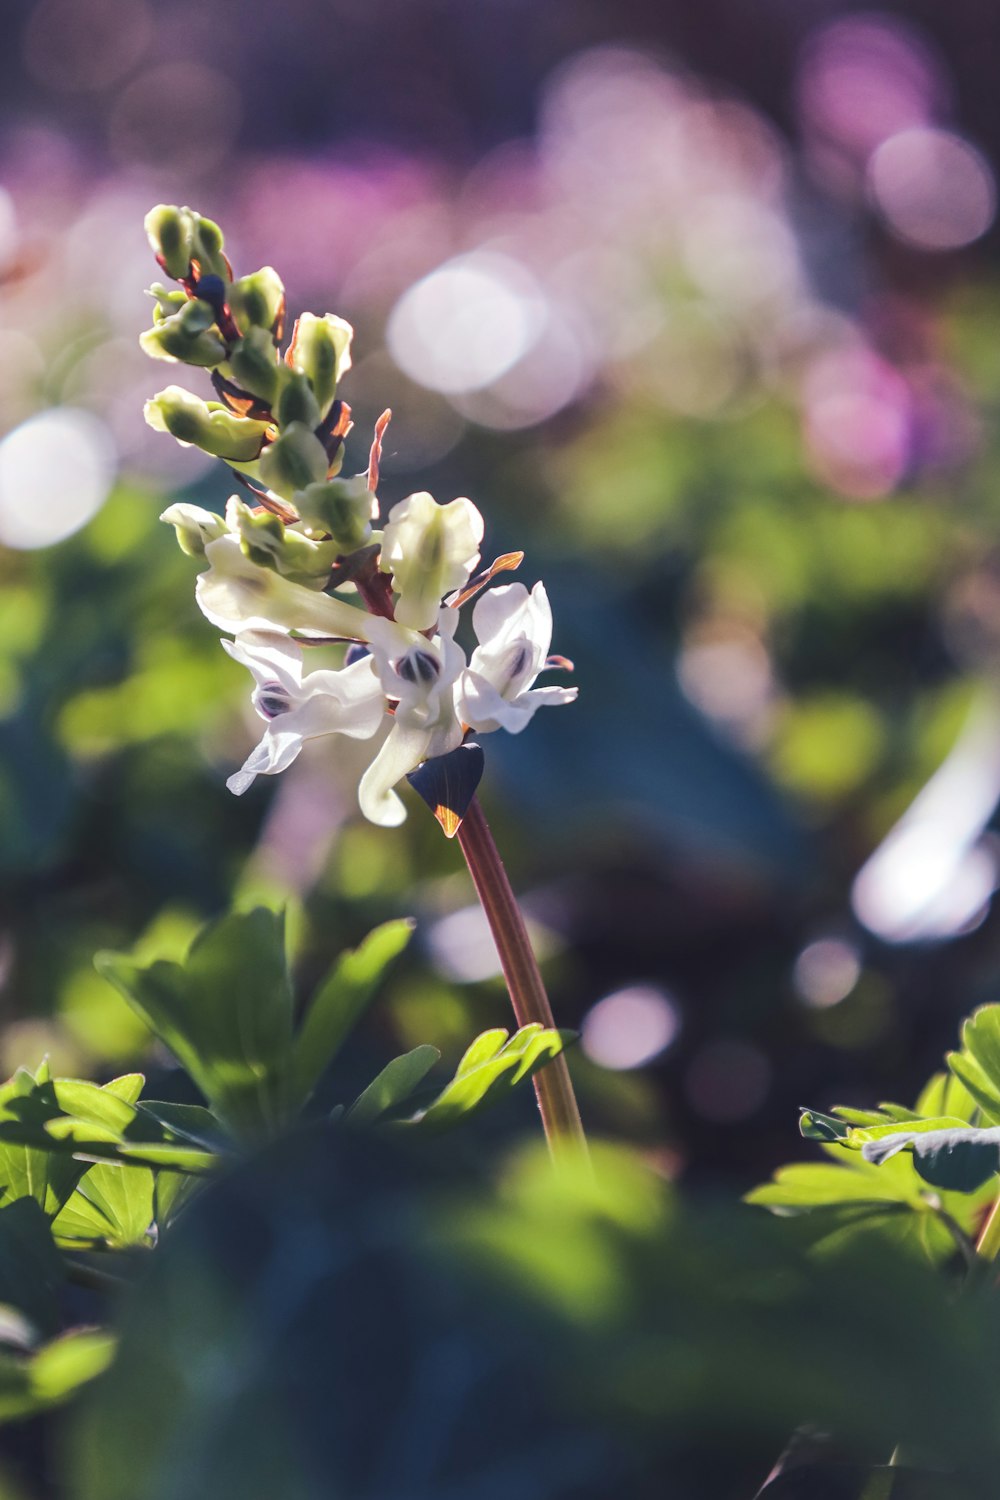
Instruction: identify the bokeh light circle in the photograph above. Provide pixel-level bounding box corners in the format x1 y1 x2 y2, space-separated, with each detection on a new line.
867 127 996 250
0 409 117 550
581 985 681 1070
387 252 547 395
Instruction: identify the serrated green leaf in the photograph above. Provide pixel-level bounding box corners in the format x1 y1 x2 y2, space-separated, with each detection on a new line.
74 1164 155 1248
95 908 295 1141
51 1192 116 1249
346 1045 441 1127
0 1074 148 1217
414 1025 571 1130
290 919 413 1110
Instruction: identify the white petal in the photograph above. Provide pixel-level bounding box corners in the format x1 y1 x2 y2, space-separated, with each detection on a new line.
225 722 307 795
471 581 532 645
358 720 432 826
296 665 387 741
460 671 577 735
222 632 305 693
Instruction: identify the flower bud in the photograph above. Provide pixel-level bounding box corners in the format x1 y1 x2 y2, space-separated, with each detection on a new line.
226 497 337 587
295 476 373 551
144 205 193 279
285 313 353 417
145 386 270 461
258 423 329 501
159 502 227 557
140 298 227 367
144 205 229 282
191 214 228 280
380 492 484 630
147 282 188 321
228 267 285 334
228 326 281 403
275 370 321 431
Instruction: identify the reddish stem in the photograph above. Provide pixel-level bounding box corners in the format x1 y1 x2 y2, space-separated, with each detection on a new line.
456 796 588 1161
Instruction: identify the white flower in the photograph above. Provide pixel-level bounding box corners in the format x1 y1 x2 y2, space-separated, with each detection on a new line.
197 532 371 641
459 582 577 734
222 632 385 796
380 491 484 631
357 609 467 826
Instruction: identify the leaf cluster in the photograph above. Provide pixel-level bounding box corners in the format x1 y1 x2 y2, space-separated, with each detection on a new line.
0 907 571 1428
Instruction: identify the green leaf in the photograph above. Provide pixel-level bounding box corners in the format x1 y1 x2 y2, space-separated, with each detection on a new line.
414 1025 571 1130
915 1070 978 1122
345 1045 441 1127
960 1004 1000 1097
95 908 295 1141
70 1164 155 1248
862 1126 1000 1192
290 919 413 1110
0 1328 116 1422
801 1110 969 1152
0 1199 64 1335
51 1191 116 1248
947 1050 1000 1124
136 1102 229 1152
0 1070 147 1217
747 1162 913 1210
30 1327 116 1403
800 1110 851 1142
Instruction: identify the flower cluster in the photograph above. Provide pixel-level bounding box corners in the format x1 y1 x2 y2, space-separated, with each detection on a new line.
143 206 576 827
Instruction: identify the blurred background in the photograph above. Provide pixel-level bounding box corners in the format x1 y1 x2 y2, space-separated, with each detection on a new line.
3 0 1000 1189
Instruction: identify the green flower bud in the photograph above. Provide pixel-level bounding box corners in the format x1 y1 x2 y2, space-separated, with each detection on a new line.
148 282 188 321
295 476 373 551
228 326 282 403
145 386 270 461
228 267 284 334
159 502 227 557
144 205 193 279
286 313 353 417
192 214 228 279
258 423 329 501
227 497 337 587
275 370 321 431
140 298 227 367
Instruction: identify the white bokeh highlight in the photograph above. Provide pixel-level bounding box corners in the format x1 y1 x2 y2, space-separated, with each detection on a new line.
0 408 117 550
387 252 547 395
581 985 681 1070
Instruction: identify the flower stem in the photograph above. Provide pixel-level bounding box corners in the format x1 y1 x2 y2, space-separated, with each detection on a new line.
456 796 588 1163
976 1190 1000 1260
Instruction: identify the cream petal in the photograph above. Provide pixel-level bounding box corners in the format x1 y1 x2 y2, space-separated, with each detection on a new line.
197 535 371 640
357 720 433 827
